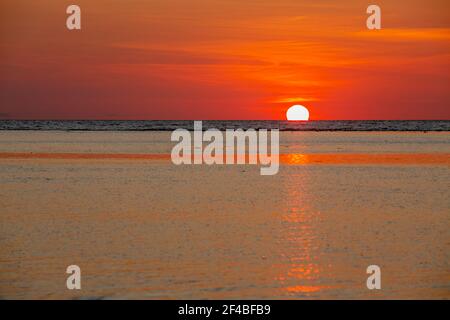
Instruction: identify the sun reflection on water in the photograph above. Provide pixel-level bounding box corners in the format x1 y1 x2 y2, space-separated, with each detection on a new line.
277 171 327 296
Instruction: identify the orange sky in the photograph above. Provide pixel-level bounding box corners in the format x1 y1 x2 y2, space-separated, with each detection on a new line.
0 0 449 120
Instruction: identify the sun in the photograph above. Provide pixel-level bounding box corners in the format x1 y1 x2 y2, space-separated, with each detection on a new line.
286 105 310 121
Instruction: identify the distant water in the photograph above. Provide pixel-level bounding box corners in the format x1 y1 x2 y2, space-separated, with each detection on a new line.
0 120 449 131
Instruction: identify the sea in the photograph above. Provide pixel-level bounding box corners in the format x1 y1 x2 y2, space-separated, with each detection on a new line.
0 122 449 299
0 120 449 131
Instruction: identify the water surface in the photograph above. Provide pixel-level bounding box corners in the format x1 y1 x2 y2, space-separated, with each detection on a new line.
0 131 448 299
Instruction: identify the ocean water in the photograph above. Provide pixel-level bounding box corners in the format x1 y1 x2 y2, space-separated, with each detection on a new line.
0 120 449 131
0 131 449 299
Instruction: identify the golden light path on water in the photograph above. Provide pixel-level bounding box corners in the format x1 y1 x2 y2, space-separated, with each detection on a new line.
0 153 448 165
277 169 325 295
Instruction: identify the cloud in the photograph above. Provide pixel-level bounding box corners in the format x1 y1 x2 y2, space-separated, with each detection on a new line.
352 28 450 42
107 44 270 66
272 97 319 103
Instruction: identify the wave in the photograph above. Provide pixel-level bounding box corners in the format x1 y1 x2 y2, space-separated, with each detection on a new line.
0 120 449 131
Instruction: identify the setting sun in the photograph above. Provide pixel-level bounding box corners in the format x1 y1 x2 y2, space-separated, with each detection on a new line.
286 105 310 121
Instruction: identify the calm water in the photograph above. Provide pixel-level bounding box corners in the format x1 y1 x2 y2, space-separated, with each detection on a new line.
1 120 449 131
0 131 449 299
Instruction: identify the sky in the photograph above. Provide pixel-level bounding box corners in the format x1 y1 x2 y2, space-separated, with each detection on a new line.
0 0 449 120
